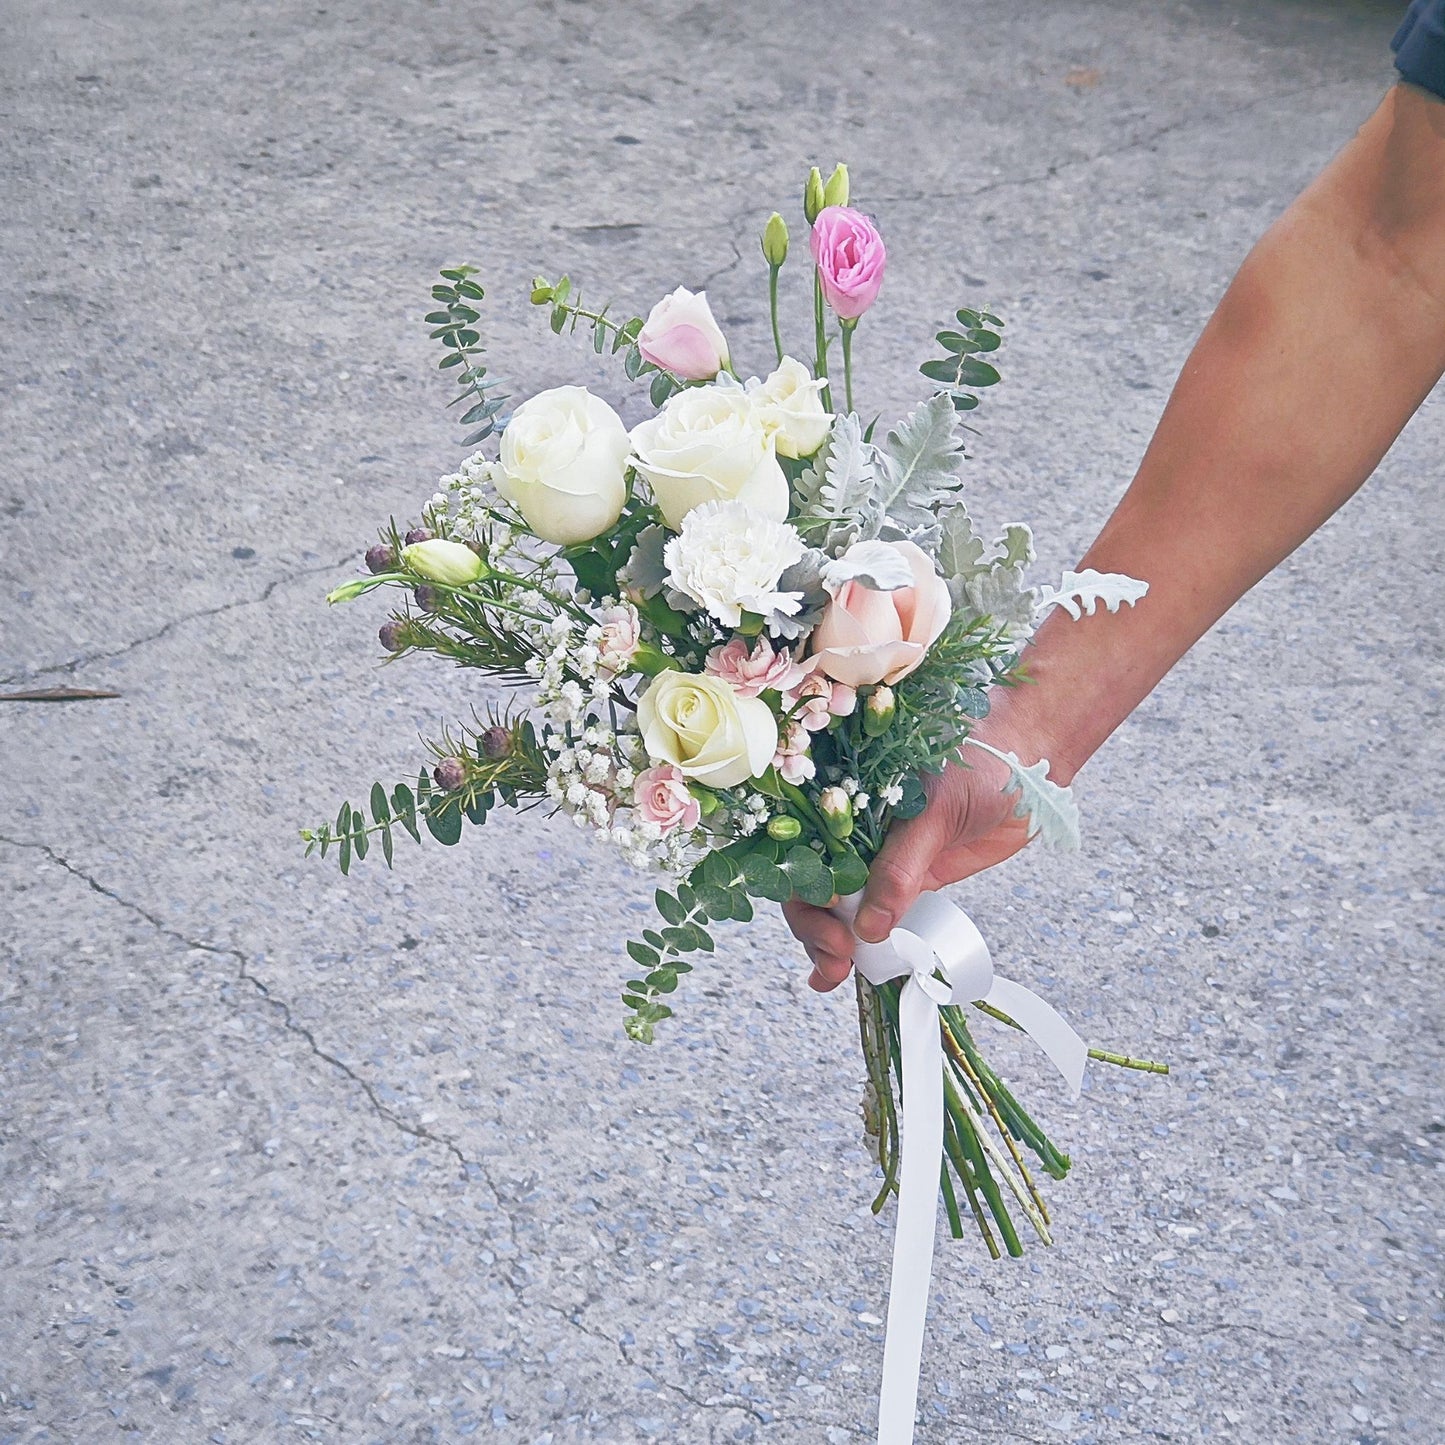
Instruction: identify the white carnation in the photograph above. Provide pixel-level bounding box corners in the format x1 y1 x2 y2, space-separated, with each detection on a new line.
662 500 805 628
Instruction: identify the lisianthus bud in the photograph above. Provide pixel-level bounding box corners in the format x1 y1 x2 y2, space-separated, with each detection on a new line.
804 166 825 224
378 620 407 652
480 726 512 760
365 543 396 574
761 212 789 268
433 757 467 791
822 162 850 208
818 785 854 839
863 685 896 737
402 538 487 587
404 527 433 546
767 815 803 842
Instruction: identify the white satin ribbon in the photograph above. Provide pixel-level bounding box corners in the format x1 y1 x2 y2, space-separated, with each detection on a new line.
831 891 1087 1445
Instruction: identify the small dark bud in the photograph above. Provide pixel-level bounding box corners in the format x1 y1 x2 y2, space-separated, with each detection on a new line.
404 527 433 546
480 725 512 760
465 538 486 558
365 543 396 574
413 585 442 613
433 757 467 791
378 620 407 652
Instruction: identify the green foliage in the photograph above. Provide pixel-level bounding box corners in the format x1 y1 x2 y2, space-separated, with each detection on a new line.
529 274 684 404
869 393 967 532
792 412 878 550
427 266 509 446
920 307 1005 413
300 711 548 873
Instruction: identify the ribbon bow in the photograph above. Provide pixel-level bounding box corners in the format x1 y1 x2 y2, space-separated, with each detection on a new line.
831 891 1088 1445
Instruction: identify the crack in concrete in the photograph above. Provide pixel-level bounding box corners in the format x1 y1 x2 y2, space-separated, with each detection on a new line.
0 553 355 688
0 833 480 1183
874 76 1349 210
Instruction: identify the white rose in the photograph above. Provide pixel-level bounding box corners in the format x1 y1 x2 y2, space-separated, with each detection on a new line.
747 355 831 459
663 499 804 628
496 386 630 545
636 670 778 790
630 384 789 531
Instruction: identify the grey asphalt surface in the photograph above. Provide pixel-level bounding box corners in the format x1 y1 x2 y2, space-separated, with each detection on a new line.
2 1 1441 1441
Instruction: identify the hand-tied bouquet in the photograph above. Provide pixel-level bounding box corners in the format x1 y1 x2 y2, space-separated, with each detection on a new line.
309 163 1162 1266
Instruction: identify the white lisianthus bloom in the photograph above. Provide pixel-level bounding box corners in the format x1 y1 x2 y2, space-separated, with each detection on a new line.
636 670 778 790
630 384 789 530
747 355 832 459
663 500 804 628
495 386 631 545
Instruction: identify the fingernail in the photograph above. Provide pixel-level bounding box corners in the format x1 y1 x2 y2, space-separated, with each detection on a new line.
855 904 890 943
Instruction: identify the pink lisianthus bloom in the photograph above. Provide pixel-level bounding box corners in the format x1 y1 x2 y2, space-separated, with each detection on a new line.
807 540 952 688
810 206 886 321
596 601 641 677
636 287 730 380
772 721 815 785
786 670 858 731
634 763 702 835
704 634 805 698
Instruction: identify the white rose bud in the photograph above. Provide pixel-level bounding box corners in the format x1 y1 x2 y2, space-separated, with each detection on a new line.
636 670 778 790
401 538 486 586
748 355 832 459
495 385 631 545
630 384 789 531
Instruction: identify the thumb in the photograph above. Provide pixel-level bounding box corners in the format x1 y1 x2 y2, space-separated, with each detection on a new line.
853 811 942 943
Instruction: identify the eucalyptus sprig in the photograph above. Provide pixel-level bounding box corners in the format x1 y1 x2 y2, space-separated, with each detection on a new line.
425 266 509 446
921 308 1005 413
529 274 685 408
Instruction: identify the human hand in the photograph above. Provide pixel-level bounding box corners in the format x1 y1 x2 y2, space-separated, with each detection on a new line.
783 743 1032 992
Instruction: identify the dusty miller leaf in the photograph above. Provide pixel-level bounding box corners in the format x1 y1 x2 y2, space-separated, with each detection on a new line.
1034 568 1148 622
794 413 878 551
868 393 965 532
967 739 1080 849
820 539 914 593
937 503 985 585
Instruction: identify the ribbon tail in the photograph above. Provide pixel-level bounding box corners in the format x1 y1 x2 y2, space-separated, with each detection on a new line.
875 975 942 1445
984 975 1088 1099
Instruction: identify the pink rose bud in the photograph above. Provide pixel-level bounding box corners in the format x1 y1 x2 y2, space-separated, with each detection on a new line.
634 763 703 836
809 206 886 321
636 287 730 381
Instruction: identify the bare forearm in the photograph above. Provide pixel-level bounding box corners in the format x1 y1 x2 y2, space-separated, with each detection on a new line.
996 85 1445 781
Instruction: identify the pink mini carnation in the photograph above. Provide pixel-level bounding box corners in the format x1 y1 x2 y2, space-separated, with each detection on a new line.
772 721 816 785
634 763 702 835
810 206 886 321
787 670 858 731
704 635 805 698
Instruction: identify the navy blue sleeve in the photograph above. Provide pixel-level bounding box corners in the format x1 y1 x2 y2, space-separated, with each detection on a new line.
1394 0 1445 99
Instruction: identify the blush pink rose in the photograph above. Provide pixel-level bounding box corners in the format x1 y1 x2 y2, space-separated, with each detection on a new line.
807 540 951 688
786 670 858 731
704 635 805 698
634 763 702 835
636 287 730 381
810 206 886 321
